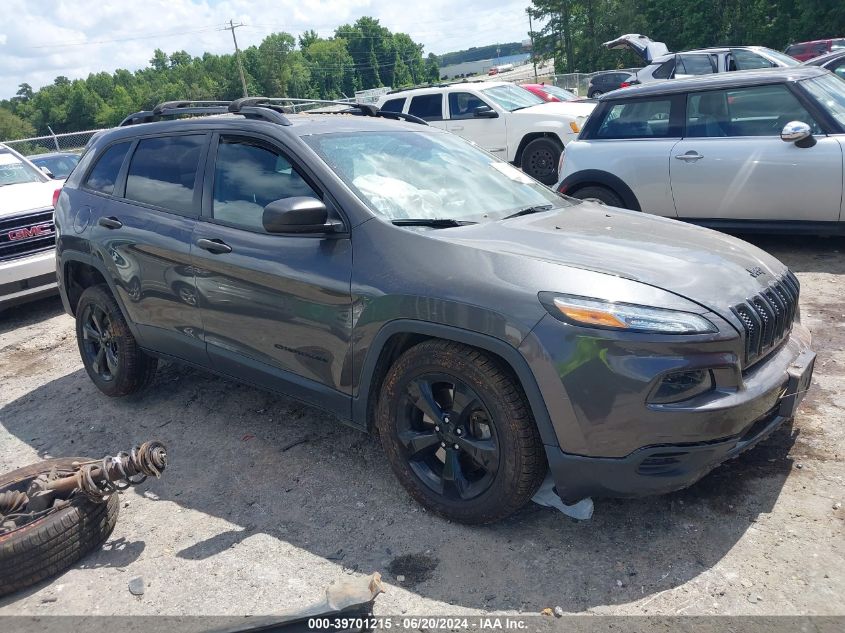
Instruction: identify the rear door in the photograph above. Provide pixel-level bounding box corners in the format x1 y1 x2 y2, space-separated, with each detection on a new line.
84 133 208 363
445 91 508 158
670 84 843 221
190 132 353 411
406 93 447 130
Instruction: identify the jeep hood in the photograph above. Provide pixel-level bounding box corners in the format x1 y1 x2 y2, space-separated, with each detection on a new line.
603 34 670 63
519 100 597 120
0 180 58 219
443 203 787 315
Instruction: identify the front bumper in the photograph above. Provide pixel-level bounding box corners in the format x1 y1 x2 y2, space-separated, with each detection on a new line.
0 249 57 309
520 313 815 500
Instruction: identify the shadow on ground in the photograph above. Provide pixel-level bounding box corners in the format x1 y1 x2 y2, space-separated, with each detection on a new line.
0 361 798 611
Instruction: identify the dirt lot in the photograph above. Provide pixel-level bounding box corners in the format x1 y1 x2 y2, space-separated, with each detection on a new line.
0 234 842 617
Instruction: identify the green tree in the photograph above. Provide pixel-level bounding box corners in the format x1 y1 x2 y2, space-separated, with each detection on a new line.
0 108 35 140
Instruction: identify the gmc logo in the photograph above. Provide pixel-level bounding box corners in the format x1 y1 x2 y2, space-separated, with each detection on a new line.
7 223 54 241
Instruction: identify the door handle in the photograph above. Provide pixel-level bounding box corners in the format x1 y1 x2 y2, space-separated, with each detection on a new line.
675 151 704 162
450 125 464 131
197 238 232 254
98 216 123 229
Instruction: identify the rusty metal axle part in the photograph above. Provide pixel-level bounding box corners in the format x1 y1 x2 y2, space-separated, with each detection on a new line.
1 441 168 534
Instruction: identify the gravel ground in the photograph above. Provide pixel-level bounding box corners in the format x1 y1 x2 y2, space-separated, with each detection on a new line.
0 234 842 617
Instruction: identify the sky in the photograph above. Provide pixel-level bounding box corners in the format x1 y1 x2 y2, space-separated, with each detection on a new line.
0 0 537 99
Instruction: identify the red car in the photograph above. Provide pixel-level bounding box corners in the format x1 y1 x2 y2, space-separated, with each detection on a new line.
785 38 845 61
520 83 580 102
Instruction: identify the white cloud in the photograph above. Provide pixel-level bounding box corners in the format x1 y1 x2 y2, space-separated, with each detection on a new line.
0 0 535 98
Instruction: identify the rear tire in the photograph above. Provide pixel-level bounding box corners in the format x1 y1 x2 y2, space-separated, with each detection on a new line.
589 89 603 98
75 284 157 397
375 340 546 524
571 185 624 208
520 137 563 185
0 458 119 597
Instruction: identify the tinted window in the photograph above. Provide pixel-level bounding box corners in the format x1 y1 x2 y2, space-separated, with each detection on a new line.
731 49 775 70
652 59 674 79
125 135 204 215
84 142 131 195
676 54 716 75
828 58 845 80
448 92 488 119
595 99 675 139
785 45 805 56
212 138 320 233
381 98 405 113
686 85 820 138
408 94 443 121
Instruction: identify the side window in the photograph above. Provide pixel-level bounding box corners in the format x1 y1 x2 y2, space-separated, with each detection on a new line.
448 92 488 119
686 85 821 138
676 54 716 76
381 98 405 113
595 99 675 139
212 137 320 233
84 142 131 195
731 49 775 70
408 94 443 121
829 58 845 80
652 59 675 80
785 45 804 58
124 135 205 215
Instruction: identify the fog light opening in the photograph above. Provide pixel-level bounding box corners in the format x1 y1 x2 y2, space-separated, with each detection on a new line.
650 369 714 404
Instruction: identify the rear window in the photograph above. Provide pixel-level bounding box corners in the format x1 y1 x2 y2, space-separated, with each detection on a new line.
124 135 205 215
380 98 405 113
408 94 443 121
594 98 675 139
84 142 131 195
652 59 675 79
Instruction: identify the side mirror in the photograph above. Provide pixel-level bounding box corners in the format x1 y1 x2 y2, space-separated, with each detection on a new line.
473 106 498 118
262 197 344 234
39 166 55 178
781 120 812 144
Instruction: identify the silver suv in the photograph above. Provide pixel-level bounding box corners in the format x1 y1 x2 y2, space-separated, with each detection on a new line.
557 66 845 231
604 34 799 84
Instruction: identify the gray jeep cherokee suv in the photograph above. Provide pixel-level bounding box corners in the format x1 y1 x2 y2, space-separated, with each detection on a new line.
55 99 815 524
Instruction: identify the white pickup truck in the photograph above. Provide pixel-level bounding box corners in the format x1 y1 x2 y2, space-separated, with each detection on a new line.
377 81 595 184
0 143 62 310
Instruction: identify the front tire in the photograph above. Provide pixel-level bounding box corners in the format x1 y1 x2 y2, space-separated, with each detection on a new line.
520 137 563 185
75 285 157 397
375 340 546 524
571 185 624 207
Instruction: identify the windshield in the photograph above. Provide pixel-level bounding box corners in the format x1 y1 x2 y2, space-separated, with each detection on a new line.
802 74 845 127
0 150 43 187
481 84 544 111
763 48 801 66
305 130 568 222
540 85 579 101
31 154 79 179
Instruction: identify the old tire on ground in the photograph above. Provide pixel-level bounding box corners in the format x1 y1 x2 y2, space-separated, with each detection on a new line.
75 284 157 397
376 340 547 524
571 185 624 208
520 137 563 185
0 458 119 597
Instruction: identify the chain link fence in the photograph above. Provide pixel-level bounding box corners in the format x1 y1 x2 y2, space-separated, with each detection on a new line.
542 69 639 97
3 129 106 157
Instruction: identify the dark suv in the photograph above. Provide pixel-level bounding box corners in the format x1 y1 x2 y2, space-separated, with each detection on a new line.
55 99 815 524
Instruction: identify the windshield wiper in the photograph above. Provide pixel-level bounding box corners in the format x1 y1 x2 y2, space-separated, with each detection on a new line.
391 218 477 228
501 205 555 220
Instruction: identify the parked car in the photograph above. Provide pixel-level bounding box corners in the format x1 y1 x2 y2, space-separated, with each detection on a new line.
604 34 799 84
55 98 815 523
804 48 845 80
0 143 61 310
786 38 845 62
29 151 80 180
520 83 580 102
377 81 595 184
558 66 845 233
586 71 634 98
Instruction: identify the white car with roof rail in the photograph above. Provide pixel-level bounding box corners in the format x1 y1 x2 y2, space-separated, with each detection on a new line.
377 81 595 184
0 143 63 310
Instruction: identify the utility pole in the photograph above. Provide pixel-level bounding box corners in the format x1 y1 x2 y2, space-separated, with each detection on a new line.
225 19 249 97
527 9 538 81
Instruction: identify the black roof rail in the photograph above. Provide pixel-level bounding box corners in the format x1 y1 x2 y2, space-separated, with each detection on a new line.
152 100 231 115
